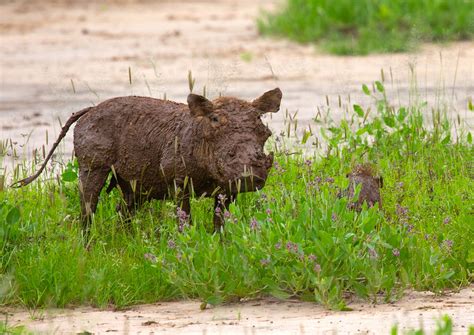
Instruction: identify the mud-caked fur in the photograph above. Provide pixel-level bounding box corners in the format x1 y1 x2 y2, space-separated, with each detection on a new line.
14 88 282 232
345 164 383 211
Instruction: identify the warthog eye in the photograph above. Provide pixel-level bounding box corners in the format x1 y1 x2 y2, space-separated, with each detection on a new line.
210 115 219 123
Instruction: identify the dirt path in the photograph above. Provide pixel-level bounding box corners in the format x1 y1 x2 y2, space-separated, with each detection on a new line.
4 286 473 334
1 0 473 158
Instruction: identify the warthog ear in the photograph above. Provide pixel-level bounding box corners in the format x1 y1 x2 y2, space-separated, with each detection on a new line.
252 88 282 115
188 94 214 117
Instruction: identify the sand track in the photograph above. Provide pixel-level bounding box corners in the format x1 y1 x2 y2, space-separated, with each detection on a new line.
3 286 473 334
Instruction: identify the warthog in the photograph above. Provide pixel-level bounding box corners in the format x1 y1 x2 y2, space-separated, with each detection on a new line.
345 164 383 211
13 88 282 232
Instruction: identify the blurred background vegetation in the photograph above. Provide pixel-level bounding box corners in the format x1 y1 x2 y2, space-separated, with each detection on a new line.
258 0 474 55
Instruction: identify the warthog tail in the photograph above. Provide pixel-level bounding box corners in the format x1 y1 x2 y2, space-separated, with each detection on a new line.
10 106 93 188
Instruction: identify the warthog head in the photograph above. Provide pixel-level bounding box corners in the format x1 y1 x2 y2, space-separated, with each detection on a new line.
188 88 282 193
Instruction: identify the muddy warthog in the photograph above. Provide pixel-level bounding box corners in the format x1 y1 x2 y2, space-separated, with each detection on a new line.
13 88 282 232
345 164 383 211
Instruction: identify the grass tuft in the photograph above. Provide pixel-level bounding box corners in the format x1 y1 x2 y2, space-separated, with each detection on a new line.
258 0 474 55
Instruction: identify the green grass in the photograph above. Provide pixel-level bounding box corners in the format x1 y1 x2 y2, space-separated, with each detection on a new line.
391 315 454 335
258 0 474 55
0 81 473 311
0 321 32 335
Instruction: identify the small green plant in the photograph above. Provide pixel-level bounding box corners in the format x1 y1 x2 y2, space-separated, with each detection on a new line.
258 0 474 55
0 317 32 335
240 51 253 63
391 315 456 335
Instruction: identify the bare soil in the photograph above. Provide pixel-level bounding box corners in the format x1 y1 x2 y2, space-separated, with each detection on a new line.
3 286 473 334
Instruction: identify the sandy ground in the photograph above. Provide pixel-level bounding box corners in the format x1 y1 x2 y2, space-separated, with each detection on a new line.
3 286 473 334
0 0 473 159
1 1 473 333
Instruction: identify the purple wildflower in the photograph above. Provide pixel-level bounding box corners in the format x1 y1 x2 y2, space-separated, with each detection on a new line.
331 212 338 221
274 161 284 172
392 248 400 257
266 208 272 215
250 218 259 230
177 207 188 222
167 240 176 249
308 254 317 262
177 208 189 232
260 258 271 266
215 206 222 214
224 210 231 219
275 242 282 250
176 252 183 261
424 234 430 240
396 204 409 217
144 253 157 263
443 217 451 225
178 222 188 233
305 159 312 167
313 263 321 273
217 193 227 204
286 242 299 253
177 207 187 219
397 182 404 189
315 176 322 183
443 239 454 250
368 248 378 260
325 177 334 184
